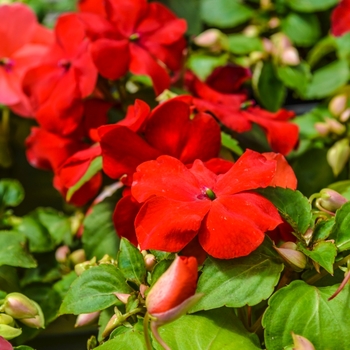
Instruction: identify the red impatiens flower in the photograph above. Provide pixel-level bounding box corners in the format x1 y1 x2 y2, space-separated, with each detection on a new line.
130 150 297 259
331 0 350 37
79 0 187 95
23 14 98 135
0 3 52 117
185 71 299 155
99 98 221 184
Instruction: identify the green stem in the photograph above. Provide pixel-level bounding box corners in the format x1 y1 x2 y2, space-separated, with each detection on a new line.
143 312 153 350
1 108 9 135
306 253 350 285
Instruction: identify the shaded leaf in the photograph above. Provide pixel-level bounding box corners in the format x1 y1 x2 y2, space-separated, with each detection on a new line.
0 179 24 209
328 202 350 252
227 34 262 55
286 0 339 12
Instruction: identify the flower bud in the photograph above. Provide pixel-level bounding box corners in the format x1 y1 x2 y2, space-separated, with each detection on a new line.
340 108 350 123
1 293 37 319
0 314 14 326
0 324 22 340
194 29 227 52
325 118 346 135
75 311 100 328
74 257 97 276
19 310 45 329
316 188 348 213
329 94 347 117
327 138 350 176
268 17 280 29
69 249 86 265
146 255 202 326
275 242 307 272
114 293 130 304
0 336 14 350
314 122 329 136
292 333 315 350
243 25 259 37
102 309 124 338
144 254 156 272
55 245 70 263
281 47 300 66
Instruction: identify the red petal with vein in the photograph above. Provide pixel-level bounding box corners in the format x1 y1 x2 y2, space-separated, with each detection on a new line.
144 99 221 163
203 158 234 175
132 155 202 203
98 125 161 179
214 149 276 195
129 44 170 96
331 0 350 36
118 99 150 132
90 38 130 80
0 3 36 55
180 236 208 266
198 193 282 259
113 194 141 246
263 153 297 190
136 196 210 251
245 108 299 155
189 159 217 190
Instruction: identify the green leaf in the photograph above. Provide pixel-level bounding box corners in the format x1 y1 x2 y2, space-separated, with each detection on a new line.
307 35 336 68
253 61 286 112
53 271 77 299
286 0 339 12
263 280 350 350
154 308 261 350
14 347 35 350
95 330 147 350
221 132 243 155
187 52 229 80
200 0 253 28
59 264 132 315
256 187 312 238
311 218 335 243
282 13 320 47
66 155 102 201
0 266 20 292
335 32 350 61
328 202 350 252
190 239 283 312
276 63 310 96
149 259 173 286
0 231 36 268
0 179 24 208
329 180 350 200
82 196 120 260
16 212 56 253
227 34 263 55
118 238 146 286
304 60 349 99
297 241 337 274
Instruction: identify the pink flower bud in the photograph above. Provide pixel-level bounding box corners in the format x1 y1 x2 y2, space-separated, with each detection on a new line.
329 94 347 117
114 293 130 304
0 336 14 350
316 188 348 213
325 118 346 135
55 245 70 263
144 254 157 271
340 108 350 123
1 293 37 319
75 311 100 328
314 122 330 136
281 47 300 66
146 256 201 325
292 333 315 350
275 242 307 272
193 29 227 52
69 249 86 265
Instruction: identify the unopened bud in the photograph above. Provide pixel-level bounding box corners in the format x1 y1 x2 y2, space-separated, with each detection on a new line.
340 108 350 122
69 249 86 265
314 122 329 136
19 310 45 329
268 17 280 29
0 324 22 340
102 309 124 338
275 242 307 272
292 333 315 350
144 254 156 272
262 38 274 54
156 89 179 103
55 245 70 263
114 293 130 304
327 138 350 176
0 314 14 326
140 284 149 299
316 188 348 213
242 25 259 37
326 117 346 135
281 47 300 66
99 254 114 265
1 293 37 319
329 94 347 117
193 29 227 52
75 311 100 328
74 257 97 276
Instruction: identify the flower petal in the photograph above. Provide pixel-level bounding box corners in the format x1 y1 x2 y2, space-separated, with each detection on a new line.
214 149 276 195
198 193 282 259
135 196 210 252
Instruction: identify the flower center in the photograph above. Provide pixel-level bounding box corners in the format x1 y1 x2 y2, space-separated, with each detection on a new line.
58 59 71 71
240 100 254 110
197 187 216 200
129 33 140 41
0 58 14 73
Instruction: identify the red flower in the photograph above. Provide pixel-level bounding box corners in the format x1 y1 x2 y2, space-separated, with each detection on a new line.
0 3 52 116
23 14 98 135
81 0 187 95
130 150 295 259
99 98 221 183
186 72 299 155
331 0 350 36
